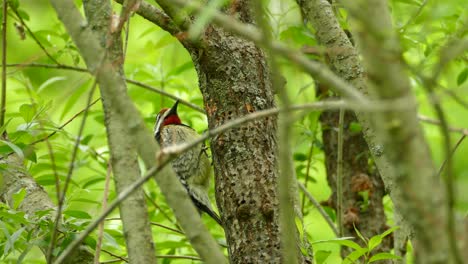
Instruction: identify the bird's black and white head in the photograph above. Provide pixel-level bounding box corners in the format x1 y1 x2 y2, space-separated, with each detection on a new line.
154 100 181 141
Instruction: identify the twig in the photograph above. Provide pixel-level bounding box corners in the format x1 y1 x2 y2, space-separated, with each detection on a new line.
438 134 466 176
6 63 205 113
156 254 202 261
94 162 112 264
101 248 128 263
171 0 368 103
53 159 171 264
125 78 204 113
105 216 184 235
301 125 318 215
1 0 7 132
298 182 338 236
9 3 60 64
144 191 182 230
418 115 468 135
336 109 344 237
24 81 61 208
113 0 181 35
47 80 98 262
31 98 100 145
399 0 428 33
150 222 185 235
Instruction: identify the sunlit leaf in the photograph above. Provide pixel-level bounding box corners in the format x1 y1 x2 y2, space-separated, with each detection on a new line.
457 68 468 86
315 250 331 264
369 252 402 262
312 237 362 250
64 210 92 219
37 76 67 93
368 235 382 252
343 248 368 264
0 140 24 159
12 189 27 210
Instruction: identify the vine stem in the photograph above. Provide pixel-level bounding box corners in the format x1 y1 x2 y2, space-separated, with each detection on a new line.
336 109 345 237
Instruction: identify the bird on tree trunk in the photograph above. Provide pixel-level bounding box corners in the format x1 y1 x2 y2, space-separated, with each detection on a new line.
154 100 222 226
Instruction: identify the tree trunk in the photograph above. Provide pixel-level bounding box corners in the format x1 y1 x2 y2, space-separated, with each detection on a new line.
296 0 391 257
193 26 283 263
82 1 157 263
318 104 390 256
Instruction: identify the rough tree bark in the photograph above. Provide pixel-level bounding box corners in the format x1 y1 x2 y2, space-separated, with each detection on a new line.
340 0 458 263
319 108 390 255
296 0 412 259
49 0 225 263
193 14 284 264
296 0 390 256
153 0 310 262
82 1 157 263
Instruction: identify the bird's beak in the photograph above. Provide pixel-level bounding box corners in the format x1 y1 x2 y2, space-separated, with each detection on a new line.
168 100 179 116
154 100 180 141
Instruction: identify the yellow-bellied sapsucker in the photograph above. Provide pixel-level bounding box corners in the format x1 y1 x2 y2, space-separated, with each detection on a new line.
154 100 222 225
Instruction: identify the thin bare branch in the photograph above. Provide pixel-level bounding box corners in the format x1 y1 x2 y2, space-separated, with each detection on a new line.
418 115 468 135
94 163 112 264
438 134 467 176
336 109 344 236
113 0 181 35
1 0 7 132
298 182 338 236
9 3 60 64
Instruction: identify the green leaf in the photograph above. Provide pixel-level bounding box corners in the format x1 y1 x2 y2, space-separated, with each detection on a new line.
37 76 67 93
35 175 59 186
12 189 27 210
293 152 308 161
457 68 468 86
279 26 316 48
69 198 102 205
17 9 30 21
393 0 422 6
23 144 37 163
60 80 91 120
369 252 402 263
368 235 382 252
34 208 54 219
348 122 362 133
315 250 331 264
64 210 92 219
167 61 195 77
84 236 97 249
381 226 399 238
81 177 105 189
0 210 28 225
154 34 176 50
343 248 368 264
0 140 24 159
19 104 35 123
312 237 363 250
354 225 367 243
103 232 120 249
